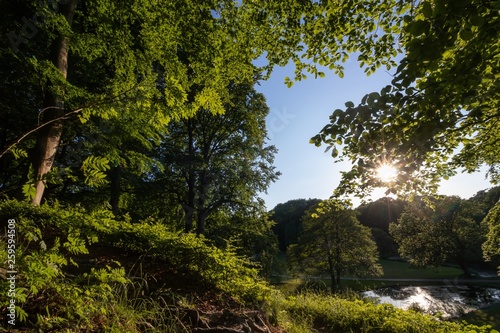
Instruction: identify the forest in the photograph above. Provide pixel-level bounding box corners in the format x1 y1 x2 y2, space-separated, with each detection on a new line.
1 0 500 332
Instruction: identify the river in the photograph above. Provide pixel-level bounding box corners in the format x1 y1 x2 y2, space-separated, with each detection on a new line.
361 285 500 319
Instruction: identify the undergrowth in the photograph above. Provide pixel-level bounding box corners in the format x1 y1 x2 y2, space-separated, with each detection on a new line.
0 199 498 332
268 290 499 333
0 199 269 331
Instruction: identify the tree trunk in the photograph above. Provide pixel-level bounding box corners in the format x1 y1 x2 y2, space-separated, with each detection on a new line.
32 0 78 206
183 119 196 233
183 204 195 233
328 257 337 293
110 165 121 215
196 169 208 236
335 268 342 292
196 210 207 236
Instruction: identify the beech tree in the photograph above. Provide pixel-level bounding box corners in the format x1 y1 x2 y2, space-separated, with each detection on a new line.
1 0 414 206
1 0 258 205
390 196 484 276
289 199 382 292
155 83 279 235
311 0 500 197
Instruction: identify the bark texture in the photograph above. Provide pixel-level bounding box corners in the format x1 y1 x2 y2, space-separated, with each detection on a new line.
32 0 78 205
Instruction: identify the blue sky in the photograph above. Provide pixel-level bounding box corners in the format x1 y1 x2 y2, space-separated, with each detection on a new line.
255 60 493 210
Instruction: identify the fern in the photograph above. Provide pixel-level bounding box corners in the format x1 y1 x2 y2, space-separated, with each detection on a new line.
81 155 110 186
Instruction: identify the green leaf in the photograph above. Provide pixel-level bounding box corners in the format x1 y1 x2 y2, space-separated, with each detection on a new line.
422 2 433 18
409 20 429 36
459 29 474 41
22 184 36 201
345 101 355 108
331 148 339 158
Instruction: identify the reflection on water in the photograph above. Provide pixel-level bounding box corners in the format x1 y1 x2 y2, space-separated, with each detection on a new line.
362 286 500 318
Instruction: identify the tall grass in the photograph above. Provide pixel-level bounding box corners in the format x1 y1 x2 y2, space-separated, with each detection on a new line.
266 290 498 333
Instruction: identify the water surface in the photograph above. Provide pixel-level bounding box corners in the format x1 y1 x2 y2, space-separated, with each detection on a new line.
362 285 500 318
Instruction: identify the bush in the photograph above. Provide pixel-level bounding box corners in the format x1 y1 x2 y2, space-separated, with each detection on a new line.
105 221 273 303
0 198 272 331
0 199 182 331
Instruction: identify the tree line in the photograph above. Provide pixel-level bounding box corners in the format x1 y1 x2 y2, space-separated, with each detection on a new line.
270 187 500 291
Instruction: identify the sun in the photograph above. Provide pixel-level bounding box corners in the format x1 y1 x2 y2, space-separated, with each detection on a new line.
376 164 398 183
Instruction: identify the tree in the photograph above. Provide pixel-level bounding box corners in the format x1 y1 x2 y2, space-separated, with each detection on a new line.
290 199 382 292
390 196 484 276
2 0 414 206
154 82 279 235
270 198 321 252
468 186 500 223
356 198 405 258
311 0 500 198
207 208 279 277
356 197 406 232
482 202 500 274
1 0 260 205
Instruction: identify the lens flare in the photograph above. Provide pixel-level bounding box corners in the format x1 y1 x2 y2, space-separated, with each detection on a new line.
376 164 398 183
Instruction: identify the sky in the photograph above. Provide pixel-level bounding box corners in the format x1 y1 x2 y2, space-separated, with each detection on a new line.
255 60 493 210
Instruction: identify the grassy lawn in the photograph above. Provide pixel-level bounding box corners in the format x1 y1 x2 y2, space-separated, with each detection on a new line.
379 259 463 279
271 259 500 292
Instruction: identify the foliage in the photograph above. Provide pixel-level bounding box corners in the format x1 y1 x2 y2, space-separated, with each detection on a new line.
1 0 414 205
482 202 500 274
105 220 273 303
289 199 382 292
311 0 500 199
242 0 408 81
207 209 279 277
356 197 405 258
390 196 485 275
357 197 406 232
270 198 321 252
0 199 179 331
0 198 272 331
270 291 498 333
155 82 279 235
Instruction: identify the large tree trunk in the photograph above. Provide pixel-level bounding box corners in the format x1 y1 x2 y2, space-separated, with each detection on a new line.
32 0 78 206
196 169 208 236
183 119 196 233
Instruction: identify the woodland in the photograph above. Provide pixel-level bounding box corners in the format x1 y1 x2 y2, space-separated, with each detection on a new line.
1 0 500 332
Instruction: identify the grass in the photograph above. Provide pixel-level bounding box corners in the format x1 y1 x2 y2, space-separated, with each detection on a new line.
271 291 497 333
271 258 500 331
379 259 463 279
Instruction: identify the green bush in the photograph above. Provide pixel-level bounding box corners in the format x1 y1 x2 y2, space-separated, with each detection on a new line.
106 221 273 303
0 199 182 331
0 198 271 331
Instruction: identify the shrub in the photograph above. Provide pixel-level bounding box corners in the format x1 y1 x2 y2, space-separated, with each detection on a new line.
0 199 182 331
105 221 273 303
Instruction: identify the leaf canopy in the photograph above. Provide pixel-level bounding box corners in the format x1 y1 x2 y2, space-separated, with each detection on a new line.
312 0 500 198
